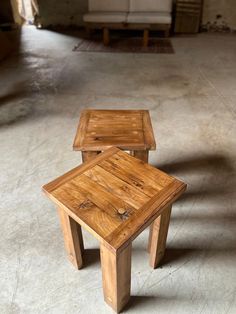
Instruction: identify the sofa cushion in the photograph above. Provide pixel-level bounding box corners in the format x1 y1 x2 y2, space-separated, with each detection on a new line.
127 12 172 24
130 0 172 13
83 12 128 23
88 0 129 12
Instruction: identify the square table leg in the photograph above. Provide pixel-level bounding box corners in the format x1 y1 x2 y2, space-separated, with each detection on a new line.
82 151 101 163
148 205 172 268
57 207 84 269
143 29 149 47
100 243 132 313
103 28 110 46
130 150 149 163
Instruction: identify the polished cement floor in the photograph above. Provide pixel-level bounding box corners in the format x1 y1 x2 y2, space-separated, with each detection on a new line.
1 27 236 314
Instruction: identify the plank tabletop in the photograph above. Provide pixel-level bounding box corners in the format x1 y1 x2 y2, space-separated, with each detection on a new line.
73 109 156 151
43 147 186 252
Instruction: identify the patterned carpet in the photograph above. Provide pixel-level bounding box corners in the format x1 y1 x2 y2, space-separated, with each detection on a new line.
73 37 174 54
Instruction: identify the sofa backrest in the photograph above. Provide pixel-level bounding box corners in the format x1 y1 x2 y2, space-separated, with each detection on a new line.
88 0 129 12
130 0 172 13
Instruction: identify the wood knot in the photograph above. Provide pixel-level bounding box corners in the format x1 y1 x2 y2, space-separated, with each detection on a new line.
117 208 129 221
118 208 126 215
134 181 143 188
79 199 93 209
121 185 129 192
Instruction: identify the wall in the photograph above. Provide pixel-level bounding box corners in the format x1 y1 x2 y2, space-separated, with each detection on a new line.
0 0 21 61
36 0 88 27
36 0 236 31
0 0 23 25
202 0 236 31
0 31 12 60
0 0 14 23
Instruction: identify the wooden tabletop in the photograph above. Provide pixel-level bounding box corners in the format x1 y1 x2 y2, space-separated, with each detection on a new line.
73 109 156 151
43 147 186 253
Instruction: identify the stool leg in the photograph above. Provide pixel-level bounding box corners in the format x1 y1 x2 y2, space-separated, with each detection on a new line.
100 243 132 313
130 150 149 163
82 151 100 162
164 28 170 38
143 29 149 47
57 207 84 269
86 26 91 39
149 205 172 268
103 28 110 46
147 222 154 253
131 150 152 255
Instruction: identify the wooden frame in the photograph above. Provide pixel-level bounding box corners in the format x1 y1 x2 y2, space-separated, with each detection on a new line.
85 22 171 46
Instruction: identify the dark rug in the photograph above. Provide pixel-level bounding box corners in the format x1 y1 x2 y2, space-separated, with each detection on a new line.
73 37 174 54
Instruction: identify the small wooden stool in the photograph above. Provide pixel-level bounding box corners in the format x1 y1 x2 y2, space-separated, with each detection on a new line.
73 109 156 163
42 147 186 313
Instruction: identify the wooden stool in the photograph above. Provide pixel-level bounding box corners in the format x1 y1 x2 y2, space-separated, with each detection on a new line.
73 109 156 163
42 147 186 313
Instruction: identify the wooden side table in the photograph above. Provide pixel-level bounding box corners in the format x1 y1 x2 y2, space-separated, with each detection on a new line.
73 109 156 163
43 147 186 313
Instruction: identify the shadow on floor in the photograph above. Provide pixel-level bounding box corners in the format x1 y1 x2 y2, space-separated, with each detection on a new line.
0 91 27 107
0 28 21 62
0 81 34 126
157 154 234 175
161 247 236 267
153 153 236 265
124 295 162 312
159 248 195 267
157 154 235 201
83 248 100 268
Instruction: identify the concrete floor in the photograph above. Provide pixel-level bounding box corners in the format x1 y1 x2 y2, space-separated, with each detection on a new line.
1 27 236 314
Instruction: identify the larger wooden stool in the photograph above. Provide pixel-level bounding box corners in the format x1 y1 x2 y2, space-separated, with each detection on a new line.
73 109 156 163
42 147 186 313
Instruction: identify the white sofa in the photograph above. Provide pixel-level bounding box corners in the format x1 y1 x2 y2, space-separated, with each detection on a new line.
83 0 172 46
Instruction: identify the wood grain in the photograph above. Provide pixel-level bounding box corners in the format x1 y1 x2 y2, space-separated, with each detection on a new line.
82 151 100 162
43 148 187 254
102 151 172 192
57 207 84 269
73 110 90 151
84 165 149 209
100 242 131 313
105 180 186 252
143 110 156 150
43 146 119 193
53 186 121 238
149 205 172 268
130 150 149 162
73 109 156 151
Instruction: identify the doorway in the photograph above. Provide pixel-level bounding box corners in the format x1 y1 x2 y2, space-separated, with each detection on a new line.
18 0 36 24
